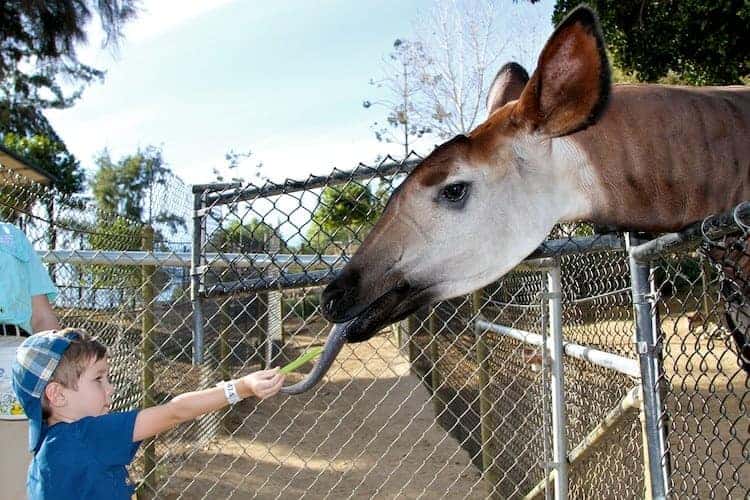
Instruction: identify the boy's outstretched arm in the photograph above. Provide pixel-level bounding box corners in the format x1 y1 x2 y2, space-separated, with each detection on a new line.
133 368 284 442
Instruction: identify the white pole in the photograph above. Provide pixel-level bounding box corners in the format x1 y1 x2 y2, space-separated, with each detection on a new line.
474 320 640 379
547 262 569 500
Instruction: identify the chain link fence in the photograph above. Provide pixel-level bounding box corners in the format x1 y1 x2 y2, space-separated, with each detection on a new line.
2 157 748 499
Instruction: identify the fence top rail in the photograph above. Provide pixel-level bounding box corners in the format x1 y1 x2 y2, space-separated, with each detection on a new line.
527 233 624 260
630 201 750 262
202 156 423 206
41 249 344 269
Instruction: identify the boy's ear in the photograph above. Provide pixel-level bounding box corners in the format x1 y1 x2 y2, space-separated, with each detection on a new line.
486 62 529 115
514 5 610 137
45 382 67 408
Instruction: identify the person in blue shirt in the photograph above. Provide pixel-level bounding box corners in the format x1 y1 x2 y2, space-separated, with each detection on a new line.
0 222 59 336
11 328 285 499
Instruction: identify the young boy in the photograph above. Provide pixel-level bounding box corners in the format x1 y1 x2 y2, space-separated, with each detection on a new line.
11 328 285 499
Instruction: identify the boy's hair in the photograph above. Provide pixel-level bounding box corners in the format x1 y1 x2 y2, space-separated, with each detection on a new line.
41 328 107 419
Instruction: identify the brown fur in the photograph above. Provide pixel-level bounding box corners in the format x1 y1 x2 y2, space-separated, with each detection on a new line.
515 6 610 137
575 85 750 231
486 63 529 115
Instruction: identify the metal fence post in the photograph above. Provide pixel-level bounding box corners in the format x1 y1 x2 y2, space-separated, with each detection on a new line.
627 233 670 500
139 224 157 499
266 234 283 367
546 261 568 500
191 189 206 366
190 189 218 445
539 282 552 500
474 289 500 498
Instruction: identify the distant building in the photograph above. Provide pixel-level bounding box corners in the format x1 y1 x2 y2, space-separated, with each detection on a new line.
0 145 58 186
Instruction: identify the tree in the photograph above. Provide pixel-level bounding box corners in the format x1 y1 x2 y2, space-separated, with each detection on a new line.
0 1 138 137
552 1 750 85
364 39 431 158
306 184 380 252
2 133 85 247
91 146 186 236
88 146 185 297
2 133 83 195
212 149 267 185
211 219 280 254
368 0 549 141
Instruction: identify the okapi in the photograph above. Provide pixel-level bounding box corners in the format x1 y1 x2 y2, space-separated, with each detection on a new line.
282 5 750 393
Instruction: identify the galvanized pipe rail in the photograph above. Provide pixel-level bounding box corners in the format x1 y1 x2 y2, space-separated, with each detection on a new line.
203 157 422 206
523 386 642 500
474 319 640 379
474 257 570 499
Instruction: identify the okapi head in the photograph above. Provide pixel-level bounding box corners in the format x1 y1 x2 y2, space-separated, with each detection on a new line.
282 5 750 393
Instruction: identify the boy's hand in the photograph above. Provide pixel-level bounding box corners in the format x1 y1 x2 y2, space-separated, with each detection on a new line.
238 368 285 400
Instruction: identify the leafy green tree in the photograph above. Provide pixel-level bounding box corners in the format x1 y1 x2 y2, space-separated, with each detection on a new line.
87 146 186 293
91 146 185 235
0 1 138 137
2 133 83 195
87 215 142 289
552 1 750 85
307 184 380 252
210 219 280 253
1 133 85 250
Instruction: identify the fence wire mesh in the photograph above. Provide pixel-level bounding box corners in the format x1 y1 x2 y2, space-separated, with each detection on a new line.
652 235 750 499
1 157 748 499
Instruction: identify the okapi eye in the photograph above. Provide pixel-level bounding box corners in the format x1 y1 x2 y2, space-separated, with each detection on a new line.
441 182 469 203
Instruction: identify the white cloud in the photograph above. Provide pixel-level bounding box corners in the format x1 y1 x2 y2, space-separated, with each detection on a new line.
124 0 238 44
76 0 237 63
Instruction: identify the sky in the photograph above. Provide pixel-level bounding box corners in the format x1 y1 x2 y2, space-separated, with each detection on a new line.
45 0 555 190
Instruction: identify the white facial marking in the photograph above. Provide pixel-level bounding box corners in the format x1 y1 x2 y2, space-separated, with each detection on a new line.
397 134 598 301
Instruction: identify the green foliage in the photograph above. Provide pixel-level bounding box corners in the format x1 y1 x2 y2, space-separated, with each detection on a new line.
307 184 381 251
91 146 186 235
0 1 138 137
87 216 143 288
2 133 84 195
210 219 281 253
552 1 750 85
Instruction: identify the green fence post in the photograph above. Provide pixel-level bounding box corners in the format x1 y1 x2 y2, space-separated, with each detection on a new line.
139 225 157 499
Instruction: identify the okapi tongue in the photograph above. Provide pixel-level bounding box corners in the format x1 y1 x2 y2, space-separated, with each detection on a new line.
280 320 351 395
280 287 407 394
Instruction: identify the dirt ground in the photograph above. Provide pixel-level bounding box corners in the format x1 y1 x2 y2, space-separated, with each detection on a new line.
146 327 486 500
127 308 747 499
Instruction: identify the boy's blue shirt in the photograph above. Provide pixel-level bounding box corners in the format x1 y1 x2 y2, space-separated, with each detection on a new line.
28 410 142 500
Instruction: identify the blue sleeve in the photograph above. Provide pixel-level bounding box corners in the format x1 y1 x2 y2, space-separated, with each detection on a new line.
77 410 142 467
27 244 57 301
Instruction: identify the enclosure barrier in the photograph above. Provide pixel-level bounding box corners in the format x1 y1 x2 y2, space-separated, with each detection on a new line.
3 157 747 499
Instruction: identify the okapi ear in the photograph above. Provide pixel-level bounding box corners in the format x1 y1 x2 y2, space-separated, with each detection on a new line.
514 5 610 137
486 62 529 115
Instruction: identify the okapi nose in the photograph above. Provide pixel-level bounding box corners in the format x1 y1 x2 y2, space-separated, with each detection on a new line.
321 268 361 322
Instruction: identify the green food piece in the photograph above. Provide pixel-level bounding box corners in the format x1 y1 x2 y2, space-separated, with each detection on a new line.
279 347 324 374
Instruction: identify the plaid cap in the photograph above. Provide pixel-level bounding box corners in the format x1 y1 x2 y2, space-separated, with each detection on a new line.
11 330 81 452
